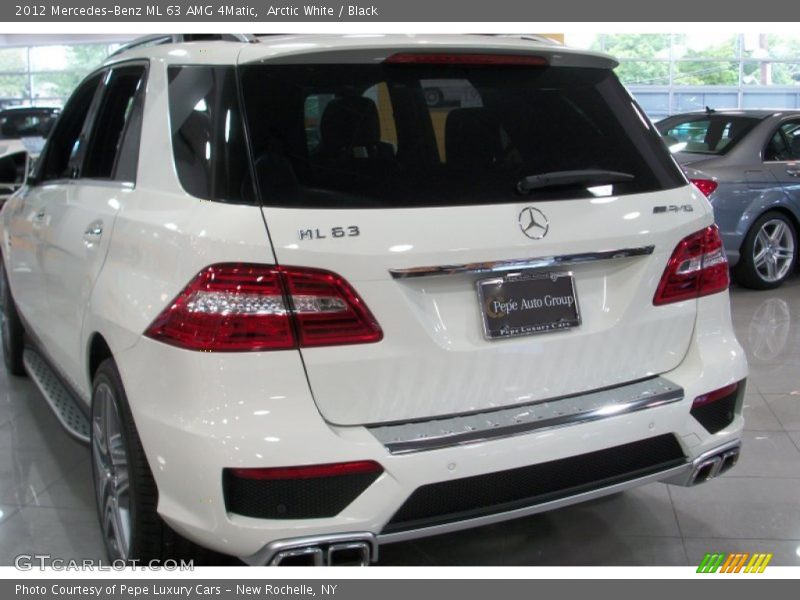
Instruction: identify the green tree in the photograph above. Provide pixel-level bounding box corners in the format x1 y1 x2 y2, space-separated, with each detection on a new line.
0 48 27 72
673 35 739 85
32 44 110 102
591 34 671 85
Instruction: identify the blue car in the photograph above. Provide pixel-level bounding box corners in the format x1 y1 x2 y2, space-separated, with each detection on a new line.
657 109 800 289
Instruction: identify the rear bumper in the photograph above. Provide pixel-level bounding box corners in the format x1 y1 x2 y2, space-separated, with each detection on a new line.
721 231 742 267
115 291 746 561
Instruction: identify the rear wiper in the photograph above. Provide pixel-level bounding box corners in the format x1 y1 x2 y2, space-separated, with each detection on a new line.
516 169 635 194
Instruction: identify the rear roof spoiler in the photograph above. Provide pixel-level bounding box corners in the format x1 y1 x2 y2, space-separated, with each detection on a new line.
240 45 618 70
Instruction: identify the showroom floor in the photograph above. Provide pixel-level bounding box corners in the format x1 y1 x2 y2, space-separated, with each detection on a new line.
1 278 799 567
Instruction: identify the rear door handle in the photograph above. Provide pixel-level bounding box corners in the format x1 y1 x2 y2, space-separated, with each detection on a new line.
787 168 800 177
34 209 46 221
83 220 103 246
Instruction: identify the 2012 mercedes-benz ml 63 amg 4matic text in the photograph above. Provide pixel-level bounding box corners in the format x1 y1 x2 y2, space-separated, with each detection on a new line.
0 34 747 566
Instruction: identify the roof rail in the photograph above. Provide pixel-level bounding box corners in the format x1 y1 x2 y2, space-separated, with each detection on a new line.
109 34 258 58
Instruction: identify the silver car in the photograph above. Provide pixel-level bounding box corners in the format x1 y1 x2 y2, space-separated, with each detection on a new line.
657 109 800 289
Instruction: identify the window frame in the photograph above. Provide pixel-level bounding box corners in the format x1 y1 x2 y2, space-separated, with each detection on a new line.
80 60 149 186
31 70 105 186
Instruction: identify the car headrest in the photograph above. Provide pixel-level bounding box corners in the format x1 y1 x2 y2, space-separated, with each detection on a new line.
445 108 503 167
319 97 381 154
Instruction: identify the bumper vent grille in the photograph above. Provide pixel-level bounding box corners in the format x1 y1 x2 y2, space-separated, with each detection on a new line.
383 434 685 534
691 390 739 434
223 469 380 520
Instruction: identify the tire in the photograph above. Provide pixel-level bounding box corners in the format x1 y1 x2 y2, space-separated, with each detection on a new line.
734 211 798 290
91 358 216 564
0 259 26 376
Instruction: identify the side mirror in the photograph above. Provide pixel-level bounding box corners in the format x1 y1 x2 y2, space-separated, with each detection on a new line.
0 151 29 200
0 150 33 207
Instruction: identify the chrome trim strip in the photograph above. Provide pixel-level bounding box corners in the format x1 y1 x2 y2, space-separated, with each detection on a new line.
240 532 378 566
377 462 691 545
369 376 683 455
389 245 655 279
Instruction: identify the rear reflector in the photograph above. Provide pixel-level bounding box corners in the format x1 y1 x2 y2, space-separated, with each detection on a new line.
229 461 383 481
690 178 719 198
385 53 549 66
691 381 741 434
653 225 729 305
145 264 382 351
693 382 739 408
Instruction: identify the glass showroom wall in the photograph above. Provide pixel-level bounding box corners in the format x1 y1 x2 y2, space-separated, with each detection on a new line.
2 34 800 117
565 33 800 120
0 42 121 108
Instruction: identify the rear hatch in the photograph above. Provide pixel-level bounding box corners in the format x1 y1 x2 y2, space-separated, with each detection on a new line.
239 44 703 426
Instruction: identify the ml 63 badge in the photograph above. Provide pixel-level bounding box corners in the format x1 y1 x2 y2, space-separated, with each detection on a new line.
477 271 581 340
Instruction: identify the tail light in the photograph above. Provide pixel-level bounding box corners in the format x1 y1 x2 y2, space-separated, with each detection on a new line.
385 53 548 66
654 225 729 305
690 178 718 198
144 264 382 351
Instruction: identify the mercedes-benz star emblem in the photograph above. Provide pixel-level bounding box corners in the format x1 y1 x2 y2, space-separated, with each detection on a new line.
518 207 549 240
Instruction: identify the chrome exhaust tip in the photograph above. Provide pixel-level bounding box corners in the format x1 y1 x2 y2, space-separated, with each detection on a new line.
269 546 324 566
683 441 742 486
718 447 740 474
327 541 371 566
245 532 378 566
690 455 722 485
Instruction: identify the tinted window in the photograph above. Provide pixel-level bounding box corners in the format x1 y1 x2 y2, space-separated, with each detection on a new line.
82 64 147 181
765 120 800 161
0 108 59 139
658 115 760 155
167 66 254 203
239 63 684 209
37 74 102 182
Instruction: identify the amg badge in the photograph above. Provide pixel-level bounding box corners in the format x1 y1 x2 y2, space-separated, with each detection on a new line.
653 205 694 214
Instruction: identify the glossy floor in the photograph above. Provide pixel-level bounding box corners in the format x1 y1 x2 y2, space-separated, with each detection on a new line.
1 279 799 566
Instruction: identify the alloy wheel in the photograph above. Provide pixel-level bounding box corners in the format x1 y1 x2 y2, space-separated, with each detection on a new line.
92 382 132 562
752 219 795 283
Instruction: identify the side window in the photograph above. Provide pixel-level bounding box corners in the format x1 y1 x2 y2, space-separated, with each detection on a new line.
765 120 800 162
82 64 147 182
37 73 103 182
167 65 254 204
765 130 791 162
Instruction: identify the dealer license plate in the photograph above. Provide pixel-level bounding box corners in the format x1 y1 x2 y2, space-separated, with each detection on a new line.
476 271 581 340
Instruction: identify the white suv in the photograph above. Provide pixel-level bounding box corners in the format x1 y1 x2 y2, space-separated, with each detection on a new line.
0 34 747 566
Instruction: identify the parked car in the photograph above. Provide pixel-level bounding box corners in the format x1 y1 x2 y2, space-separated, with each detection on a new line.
0 34 747 566
0 105 59 141
657 109 800 289
0 106 59 206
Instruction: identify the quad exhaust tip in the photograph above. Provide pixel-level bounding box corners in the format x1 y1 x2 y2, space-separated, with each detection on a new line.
688 442 741 486
257 534 377 566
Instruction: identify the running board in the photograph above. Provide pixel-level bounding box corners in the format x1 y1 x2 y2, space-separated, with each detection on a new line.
22 348 90 444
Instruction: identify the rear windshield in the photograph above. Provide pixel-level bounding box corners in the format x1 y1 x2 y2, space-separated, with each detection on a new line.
237 63 684 208
657 115 760 155
0 109 59 139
